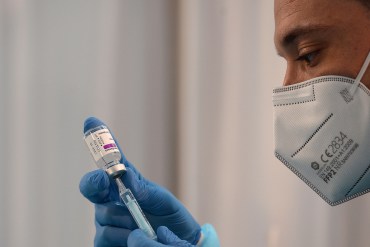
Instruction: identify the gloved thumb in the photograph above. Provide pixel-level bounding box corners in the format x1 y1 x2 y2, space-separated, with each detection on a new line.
79 169 112 204
128 229 165 247
157 226 194 247
127 227 194 247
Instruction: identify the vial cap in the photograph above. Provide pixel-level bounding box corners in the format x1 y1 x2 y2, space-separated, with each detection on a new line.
106 164 126 178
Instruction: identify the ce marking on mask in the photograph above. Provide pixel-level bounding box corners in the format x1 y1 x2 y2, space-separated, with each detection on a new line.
310 131 359 184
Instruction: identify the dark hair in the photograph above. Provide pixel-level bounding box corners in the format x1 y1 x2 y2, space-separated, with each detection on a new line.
357 0 370 9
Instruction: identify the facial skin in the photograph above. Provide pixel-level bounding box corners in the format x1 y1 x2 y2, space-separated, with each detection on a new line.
274 0 370 88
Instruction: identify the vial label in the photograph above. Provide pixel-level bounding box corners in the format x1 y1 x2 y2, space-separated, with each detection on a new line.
85 129 120 163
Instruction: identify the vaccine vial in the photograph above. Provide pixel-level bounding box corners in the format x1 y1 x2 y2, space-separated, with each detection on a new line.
84 124 126 178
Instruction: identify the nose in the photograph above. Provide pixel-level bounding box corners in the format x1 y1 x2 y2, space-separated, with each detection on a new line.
283 63 298 86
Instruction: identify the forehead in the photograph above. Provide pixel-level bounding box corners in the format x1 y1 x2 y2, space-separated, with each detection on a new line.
274 0 345 48
274 0 339 23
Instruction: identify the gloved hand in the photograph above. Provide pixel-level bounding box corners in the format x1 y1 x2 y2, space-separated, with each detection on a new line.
80 117 201 247
128 226 195 247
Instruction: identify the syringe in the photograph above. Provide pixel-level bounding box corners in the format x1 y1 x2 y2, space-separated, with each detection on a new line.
115 178 157 240
83 117 157 240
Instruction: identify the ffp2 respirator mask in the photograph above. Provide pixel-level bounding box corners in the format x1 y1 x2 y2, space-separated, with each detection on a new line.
273 52 370 206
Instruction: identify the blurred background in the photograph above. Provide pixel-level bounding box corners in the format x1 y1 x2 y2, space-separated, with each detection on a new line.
1 0 370 246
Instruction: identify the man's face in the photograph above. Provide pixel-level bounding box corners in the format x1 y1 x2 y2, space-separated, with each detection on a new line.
274 0 370 88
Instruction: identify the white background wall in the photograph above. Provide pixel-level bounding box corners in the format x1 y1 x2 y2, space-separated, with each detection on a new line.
1 1 370 247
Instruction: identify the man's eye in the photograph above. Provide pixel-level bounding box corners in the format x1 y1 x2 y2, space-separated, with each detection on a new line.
297 51 319 66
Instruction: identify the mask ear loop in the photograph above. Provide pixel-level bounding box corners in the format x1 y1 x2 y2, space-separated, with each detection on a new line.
349 51 370 97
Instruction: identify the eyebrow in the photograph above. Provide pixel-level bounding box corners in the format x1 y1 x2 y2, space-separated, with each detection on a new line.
276 24 331 56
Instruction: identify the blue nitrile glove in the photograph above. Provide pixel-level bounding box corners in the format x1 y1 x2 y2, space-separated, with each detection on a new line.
80 117 201 247
128 226 194 247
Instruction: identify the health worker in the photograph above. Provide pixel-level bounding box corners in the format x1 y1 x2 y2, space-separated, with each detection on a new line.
79 0 370 246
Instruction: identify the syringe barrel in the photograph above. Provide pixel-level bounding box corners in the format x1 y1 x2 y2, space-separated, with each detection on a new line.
84 125 126 178
120 188 157 240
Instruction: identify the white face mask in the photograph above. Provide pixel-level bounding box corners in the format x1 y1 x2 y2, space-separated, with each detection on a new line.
273 52 370 206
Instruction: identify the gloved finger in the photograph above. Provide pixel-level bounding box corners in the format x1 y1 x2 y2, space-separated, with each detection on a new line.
127 229 166 247
121 168 201 244
157 226 194 247
95 220 131 247
95 203 137 230
121 168 179 214
79 169 120 204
